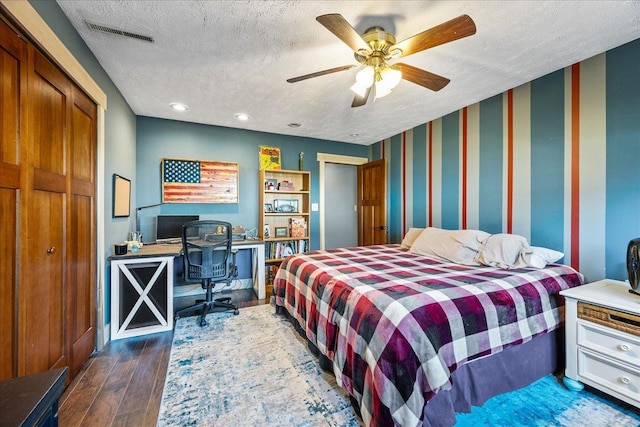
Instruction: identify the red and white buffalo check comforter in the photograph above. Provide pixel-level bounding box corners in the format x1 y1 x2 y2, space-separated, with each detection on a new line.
273 244 584 427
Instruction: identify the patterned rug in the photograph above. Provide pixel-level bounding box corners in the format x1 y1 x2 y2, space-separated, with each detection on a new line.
157 303 360 426
157 304 640 426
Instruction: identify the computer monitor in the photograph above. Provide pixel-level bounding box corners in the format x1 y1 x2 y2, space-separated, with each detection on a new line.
156 215 199 242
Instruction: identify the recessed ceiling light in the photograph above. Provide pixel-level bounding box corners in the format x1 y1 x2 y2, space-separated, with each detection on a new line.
350 133 359 137
288 123 302 128
235 113 251 121
170 103 188 111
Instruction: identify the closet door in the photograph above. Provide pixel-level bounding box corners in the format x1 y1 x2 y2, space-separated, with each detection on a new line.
20 46 69 375
67 85 96 378
0 19 26 381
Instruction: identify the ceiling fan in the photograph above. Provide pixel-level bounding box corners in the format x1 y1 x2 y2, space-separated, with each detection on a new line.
287 13 476 107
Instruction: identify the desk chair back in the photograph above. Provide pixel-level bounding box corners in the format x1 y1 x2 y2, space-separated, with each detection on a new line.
177 220 239 326
182 220 233 283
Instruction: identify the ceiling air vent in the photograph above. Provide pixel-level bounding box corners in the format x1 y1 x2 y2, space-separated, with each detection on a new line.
85 21 154 43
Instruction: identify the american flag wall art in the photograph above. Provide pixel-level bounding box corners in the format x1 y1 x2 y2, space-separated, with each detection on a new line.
161 158 239 203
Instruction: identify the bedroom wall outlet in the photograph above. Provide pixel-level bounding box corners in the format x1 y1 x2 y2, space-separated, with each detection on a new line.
311 202 318 211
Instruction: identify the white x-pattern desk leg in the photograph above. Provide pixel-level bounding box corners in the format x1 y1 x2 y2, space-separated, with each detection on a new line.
116 260 169 334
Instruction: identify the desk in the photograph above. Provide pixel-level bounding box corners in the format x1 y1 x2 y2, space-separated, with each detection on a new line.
109 240 264 340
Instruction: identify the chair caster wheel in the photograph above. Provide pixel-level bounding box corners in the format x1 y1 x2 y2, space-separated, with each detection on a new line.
233 309 240 315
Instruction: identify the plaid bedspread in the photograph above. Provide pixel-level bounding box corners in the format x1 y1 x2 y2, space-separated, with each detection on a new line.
273 245 584 427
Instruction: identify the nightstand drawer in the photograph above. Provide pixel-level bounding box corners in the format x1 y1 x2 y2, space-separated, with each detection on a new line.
578 302 640 337
578 321 640 368
578 348 640 404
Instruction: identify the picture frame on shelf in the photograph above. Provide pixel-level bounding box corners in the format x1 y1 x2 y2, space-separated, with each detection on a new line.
274 199 298 213
289 217 307 238
281 243 294 257
264 203 273 213
265 179 277 190
264 224 271 238
275 227 288 238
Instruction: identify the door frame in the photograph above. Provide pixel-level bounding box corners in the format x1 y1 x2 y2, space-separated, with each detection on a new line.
317 153 368 249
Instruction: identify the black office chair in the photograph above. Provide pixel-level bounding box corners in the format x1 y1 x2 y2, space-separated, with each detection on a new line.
174 220 239 326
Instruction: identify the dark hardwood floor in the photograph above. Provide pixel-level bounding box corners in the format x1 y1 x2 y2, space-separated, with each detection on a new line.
58 289 269 427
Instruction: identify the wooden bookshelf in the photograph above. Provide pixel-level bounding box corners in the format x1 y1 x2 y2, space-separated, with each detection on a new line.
259 169 311 292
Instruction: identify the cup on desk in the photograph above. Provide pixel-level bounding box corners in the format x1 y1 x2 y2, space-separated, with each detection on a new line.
114 243 128 255
127 240 143 252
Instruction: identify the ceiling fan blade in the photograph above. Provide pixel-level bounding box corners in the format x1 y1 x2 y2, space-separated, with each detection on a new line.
316 14 370 53
391 15 476 58
396 63 450 91
351 86 372 108
287 65 355 83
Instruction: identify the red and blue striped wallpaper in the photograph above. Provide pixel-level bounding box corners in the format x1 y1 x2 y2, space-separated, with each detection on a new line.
369 37 640 282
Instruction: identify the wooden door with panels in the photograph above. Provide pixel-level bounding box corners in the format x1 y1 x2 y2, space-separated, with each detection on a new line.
21 45 69 375
23 47 97 378
67 84 96 379
0 14 97 381
0 17 26 380
358 159 387 246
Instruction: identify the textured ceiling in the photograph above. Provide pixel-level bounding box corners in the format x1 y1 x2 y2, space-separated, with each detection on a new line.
56 1 640 145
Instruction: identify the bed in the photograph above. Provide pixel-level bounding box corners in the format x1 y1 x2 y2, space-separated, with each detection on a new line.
273 241 584 427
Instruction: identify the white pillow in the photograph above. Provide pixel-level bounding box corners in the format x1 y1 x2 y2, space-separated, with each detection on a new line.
409 227 490 265
525 246 564 268
401 227 425 249
475 233 531 269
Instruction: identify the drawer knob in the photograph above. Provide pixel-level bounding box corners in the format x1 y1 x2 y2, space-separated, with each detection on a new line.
47 247 56 254
620 377 631 385
619 344 630 352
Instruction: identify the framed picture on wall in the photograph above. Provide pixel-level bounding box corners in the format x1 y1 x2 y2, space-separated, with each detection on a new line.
113 174 131 218
161 158 239 203
259 146 281 170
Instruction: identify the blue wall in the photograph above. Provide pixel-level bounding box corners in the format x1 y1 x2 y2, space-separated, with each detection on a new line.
606 40 640 282
478 95 503 234
135 117 368 250
530 71 565 251
380 38 640 283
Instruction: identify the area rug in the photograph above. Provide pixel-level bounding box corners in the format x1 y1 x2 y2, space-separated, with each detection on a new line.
157 304 640 426
157 304 360 426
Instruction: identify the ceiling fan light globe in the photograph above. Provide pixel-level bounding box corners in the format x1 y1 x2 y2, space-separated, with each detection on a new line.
350 82 369 97
374 82 392 99
355 66 375 88
381 66 402 89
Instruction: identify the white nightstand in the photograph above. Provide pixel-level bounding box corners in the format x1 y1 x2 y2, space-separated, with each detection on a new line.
560 279 640 408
